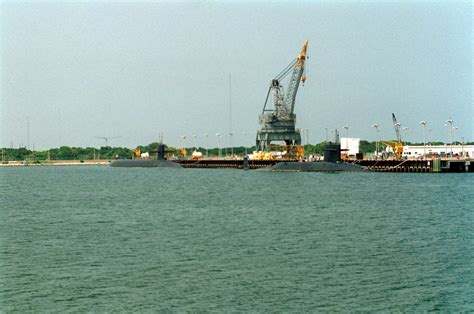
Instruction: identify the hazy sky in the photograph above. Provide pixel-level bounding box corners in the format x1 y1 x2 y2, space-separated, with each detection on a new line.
1 1 472 149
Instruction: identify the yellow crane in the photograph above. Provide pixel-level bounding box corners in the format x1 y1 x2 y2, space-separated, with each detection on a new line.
380 140 403 160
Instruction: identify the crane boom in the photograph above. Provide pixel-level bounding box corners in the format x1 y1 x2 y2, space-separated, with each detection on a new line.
392 113 402 143
256 40 309 151
390 113 404 159
285 40 308 115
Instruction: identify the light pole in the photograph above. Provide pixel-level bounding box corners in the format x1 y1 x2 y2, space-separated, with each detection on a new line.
27 116 30 150
445 118 453 155
204 133 208 157
343 126 349 159
243 131 248 156
181 135 187 158
216 133 222 158
305 128 309 147
229 132 234 157
444 124 448 155
419 121 427 158
428 129 432 146
325 128 328 142
402 127 409 145
192 134 197 151
452 126 458 150
372 124 379 159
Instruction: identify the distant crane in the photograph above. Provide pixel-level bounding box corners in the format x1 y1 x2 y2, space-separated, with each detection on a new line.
389 113 403 159
94 136 121 147
392 113 402 143
256 40 309 151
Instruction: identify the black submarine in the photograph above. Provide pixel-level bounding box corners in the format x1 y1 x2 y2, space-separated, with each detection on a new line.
268 142 367 172
110 144 182 168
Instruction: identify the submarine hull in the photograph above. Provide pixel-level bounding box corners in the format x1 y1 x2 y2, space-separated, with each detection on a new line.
270 161 367 172
110 159 182 168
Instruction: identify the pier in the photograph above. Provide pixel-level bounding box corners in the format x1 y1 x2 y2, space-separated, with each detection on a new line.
356 158 473 173
176 158 473 173
177 159 277 169
2 157 472 173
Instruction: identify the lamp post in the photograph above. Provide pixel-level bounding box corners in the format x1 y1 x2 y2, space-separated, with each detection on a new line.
343 126 349 158
444 124 448 155
192 134 197 152
402 127 409 145
372 124 379 160
428 129 432 146
305 128 309 147
445 118 453 155
181 135 187 158
229 132 234 157
419 121 427 158
243 131 248 156
216 133 222 158
452 127 458 152
204 133 208 157
325 128 328 142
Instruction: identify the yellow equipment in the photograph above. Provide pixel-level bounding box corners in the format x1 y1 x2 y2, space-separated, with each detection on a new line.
255 145 305 160
381 141 403 160
250 151 274 160
390 113 404 158
132 148 141 159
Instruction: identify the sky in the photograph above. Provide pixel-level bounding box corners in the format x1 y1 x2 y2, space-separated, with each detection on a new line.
1 1 472 150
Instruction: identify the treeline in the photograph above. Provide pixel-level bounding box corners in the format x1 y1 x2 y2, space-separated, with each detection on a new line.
0 146 133 161
1 140 471 161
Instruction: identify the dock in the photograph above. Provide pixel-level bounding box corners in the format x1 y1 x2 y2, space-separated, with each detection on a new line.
177 159 277 170
2 158 471 173
176 158 473 173
356 158 473 173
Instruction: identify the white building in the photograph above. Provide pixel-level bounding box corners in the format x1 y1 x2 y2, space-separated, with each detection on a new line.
340 138 360 158
402 145 474 159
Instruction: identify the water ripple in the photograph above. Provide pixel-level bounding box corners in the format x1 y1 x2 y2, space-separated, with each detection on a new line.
1 167 473 311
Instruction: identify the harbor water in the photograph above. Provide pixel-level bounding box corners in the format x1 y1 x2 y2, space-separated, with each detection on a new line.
1 166 473 311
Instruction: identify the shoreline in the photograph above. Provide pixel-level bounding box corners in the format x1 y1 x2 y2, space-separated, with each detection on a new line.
0 160 111 167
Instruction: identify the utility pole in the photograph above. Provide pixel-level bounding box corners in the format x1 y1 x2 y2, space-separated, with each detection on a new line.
229 73 233 157
445 118 453 155
452 127 458 148
343 126 349 158
204 133 208 157
27 116 30 150
243 131 248 156
58 107 62 147
181 135 187 158
372 124 379 159
419 121 427 158
216 133 222 157
306 128 309 146
402 127 409 145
